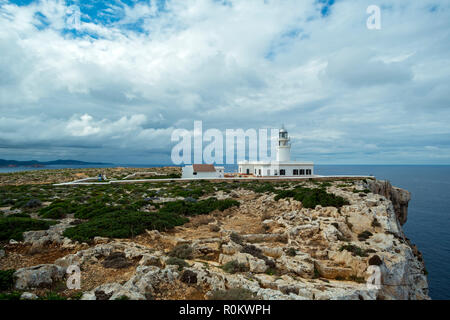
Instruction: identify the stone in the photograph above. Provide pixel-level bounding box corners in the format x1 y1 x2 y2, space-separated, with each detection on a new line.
0 249 5 258
94 236 110 244
9 239 18 244
139 254 161 267
20 292 38 300
14 264 66 290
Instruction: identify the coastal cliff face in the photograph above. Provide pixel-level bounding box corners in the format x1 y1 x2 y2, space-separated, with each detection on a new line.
0 177 429 300
365 179 411 225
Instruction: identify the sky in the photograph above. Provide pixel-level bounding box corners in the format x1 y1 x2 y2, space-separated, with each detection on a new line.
0 0 449 165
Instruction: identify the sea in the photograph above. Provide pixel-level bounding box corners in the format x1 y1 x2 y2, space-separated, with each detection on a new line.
1 164 449 300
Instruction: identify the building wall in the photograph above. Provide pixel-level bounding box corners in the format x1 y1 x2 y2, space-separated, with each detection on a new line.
182 166 222 179
238 164 314 177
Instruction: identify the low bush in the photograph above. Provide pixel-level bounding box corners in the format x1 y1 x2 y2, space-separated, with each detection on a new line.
358 230 373 241
0 292 21 300
0 269 15 291
286 248 297 257
39 292 67 300
166 257 189 271
339 244 369 257
210 288 256 300
63 211 188 242
169 244 193 260
222 260 249 274
39 200 75 219
0 217 56 241
7 213 31 218
275 186 349 209
230 232 244 245
160 198 240 216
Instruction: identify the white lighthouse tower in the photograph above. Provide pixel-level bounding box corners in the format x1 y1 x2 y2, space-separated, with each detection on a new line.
277 126 291 162
238 126 314 177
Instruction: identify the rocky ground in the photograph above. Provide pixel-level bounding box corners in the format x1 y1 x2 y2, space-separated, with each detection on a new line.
0 171 429 300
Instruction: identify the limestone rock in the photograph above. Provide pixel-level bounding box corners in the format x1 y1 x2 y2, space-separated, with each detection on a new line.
20 292 39 300
14 264 66 290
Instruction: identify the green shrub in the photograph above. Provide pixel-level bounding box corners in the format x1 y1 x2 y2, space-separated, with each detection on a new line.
160 198 240 216
7 213 31 218
210 288 256 300
357 230 373 241
371 218 381 228
0 217 56 241
274 186 349 209
349 275 366 283
222 260 249 274
39 292 67 300
230 232 244 245
39 200 75 219
286 248 297 257
63 211 188 242
166 257 189 270
0 292 21 300
169 244 193 260
252 183 276 194
0 269 15 290
339 244 369 257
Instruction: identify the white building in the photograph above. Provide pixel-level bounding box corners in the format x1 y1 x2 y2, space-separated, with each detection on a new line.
182 164 225 179
238 127 314 177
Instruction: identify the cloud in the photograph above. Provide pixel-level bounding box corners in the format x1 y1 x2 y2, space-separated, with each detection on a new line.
0 0 449 164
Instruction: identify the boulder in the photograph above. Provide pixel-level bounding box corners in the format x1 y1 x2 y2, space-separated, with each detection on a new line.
20 292 38 300
14 264 66 290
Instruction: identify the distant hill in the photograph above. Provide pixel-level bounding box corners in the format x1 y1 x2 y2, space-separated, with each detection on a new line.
0 159 112 167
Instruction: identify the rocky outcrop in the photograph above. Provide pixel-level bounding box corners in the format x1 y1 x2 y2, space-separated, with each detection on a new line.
365 179 410 225
6 178 428 300
14 264 66 290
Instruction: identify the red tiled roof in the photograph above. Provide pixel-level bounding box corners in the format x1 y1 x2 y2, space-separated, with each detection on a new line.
193 164 216 172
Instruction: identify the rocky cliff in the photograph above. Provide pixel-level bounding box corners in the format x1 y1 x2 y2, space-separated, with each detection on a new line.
365 179 411 225
1 178 429 300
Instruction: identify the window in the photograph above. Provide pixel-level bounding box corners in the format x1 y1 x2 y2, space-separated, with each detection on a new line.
267 169 271 176
306 169 312 175
193 172 197 176
255 169 257 174
239 167 242 173
293 169 299 175
274 170 278 176
300 169 305 175
280 169 286 176
258 169 261 175
246 169 250 174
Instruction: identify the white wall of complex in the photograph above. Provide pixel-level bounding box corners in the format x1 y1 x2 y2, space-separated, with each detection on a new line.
182 166 224 179
238 163 314 177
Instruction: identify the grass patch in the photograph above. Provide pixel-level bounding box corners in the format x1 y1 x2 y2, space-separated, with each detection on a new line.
0 217 56 241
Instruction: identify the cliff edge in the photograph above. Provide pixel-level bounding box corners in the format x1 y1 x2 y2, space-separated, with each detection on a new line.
1 178 429 300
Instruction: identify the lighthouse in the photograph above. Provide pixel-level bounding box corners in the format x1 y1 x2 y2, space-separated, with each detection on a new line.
277 127 291 162
238 126 314 177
